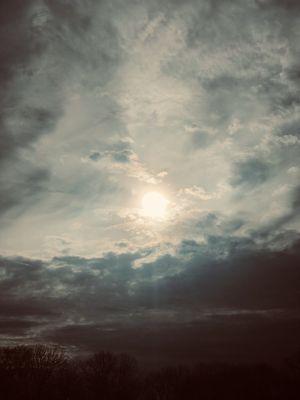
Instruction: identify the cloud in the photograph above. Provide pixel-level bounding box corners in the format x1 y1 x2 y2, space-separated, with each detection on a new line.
0 1 67 165
0 2 60 216
0 0 124 221
0 319 42 337
256 0 300 11
0 229 299 361
179 185 223 200
89 139 136 165
230 159 272 188
276 117 300 138
87 139 165 184
45 313 300 366
0 168 50 215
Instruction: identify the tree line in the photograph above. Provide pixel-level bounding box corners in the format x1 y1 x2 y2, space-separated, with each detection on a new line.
0 345 299 399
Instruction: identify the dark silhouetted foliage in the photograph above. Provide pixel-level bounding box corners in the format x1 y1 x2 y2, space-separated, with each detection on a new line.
0 345 299 399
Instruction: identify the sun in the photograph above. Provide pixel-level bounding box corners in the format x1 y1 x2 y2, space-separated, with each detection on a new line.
141 191 168 219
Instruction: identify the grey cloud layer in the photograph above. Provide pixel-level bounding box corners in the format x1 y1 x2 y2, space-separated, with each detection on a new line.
0 0 122 218
0 0 300 363
1 0 299 223
1 231 300 362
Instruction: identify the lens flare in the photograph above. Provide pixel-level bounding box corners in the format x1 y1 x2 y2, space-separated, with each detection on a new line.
141 191 168 219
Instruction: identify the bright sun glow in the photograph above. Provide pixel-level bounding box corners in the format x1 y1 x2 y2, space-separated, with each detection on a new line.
141 191 168 219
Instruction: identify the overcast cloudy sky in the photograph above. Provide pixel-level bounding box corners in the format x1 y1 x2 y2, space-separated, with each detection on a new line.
0 0 300 366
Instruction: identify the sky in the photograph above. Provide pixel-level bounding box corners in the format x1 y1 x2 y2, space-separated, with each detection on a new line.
0 0 300 366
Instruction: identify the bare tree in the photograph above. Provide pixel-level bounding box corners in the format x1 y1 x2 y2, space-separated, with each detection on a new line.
0 345 67 399
80 350 139 400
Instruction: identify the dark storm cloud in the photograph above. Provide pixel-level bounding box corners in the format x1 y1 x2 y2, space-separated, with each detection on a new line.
256 0 300 11
0 0 63 215
275 117 300 138
291 185 300 211
42 234 300 364
0 168 50 215
0 0 35 93
255 184 300 237
0 251 141 319
1 234 299 319
0 1 63 163
1 232 300 362
0 0 123 217
44 0 93 29
46 313 300 366
137 236 300 311
0 297 58 319
0 319 42 336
